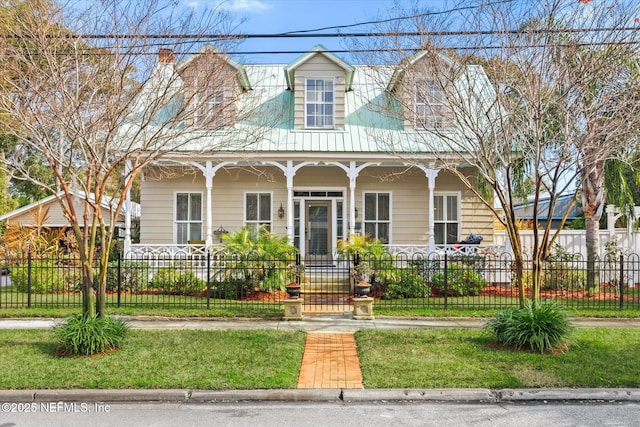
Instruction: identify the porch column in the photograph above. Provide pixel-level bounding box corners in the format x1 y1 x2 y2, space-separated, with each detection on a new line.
286 161 295 245
123 159 132 259
348 161 358 238
204 161 216 247
423 168 440 254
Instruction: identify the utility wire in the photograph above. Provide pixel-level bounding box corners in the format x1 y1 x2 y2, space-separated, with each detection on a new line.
3 26 640 40
276 0 515 35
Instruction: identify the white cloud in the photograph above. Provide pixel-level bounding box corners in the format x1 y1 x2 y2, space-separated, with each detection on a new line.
217 0 271 13
187 1 199 7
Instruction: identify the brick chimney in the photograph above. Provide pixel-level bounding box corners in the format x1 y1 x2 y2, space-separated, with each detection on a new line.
158 48 175 64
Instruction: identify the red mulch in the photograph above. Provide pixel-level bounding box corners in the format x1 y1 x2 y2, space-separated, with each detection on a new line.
480 285 633 301
53 346 122 358
241 289 287 302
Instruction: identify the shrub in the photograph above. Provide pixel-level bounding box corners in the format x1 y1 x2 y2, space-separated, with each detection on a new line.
542 244 586 291
150 267 205 296
104 260 149 293
210 279 247 299
12 262 62 293
431 262 487 296
54 314 129 356
542 261 587 291
378 268 429 299
485 301 573 353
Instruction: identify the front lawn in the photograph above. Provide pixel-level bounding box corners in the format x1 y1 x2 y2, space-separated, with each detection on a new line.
356 328 640 388
0 329 305 389
2 327 640 389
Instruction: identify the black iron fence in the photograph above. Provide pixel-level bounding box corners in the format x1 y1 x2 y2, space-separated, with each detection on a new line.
1 251 639 312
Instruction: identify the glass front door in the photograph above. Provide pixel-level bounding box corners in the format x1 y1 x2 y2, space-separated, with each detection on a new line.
306 201 332 264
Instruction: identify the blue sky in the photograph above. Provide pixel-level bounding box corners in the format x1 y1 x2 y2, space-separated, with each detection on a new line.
183 0 447 64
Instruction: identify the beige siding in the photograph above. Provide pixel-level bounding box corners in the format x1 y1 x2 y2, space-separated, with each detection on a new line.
355 168 428 245
140 165 495 246
292 54 346 129
6 197 119 228
141 167 289 244
434 169 495 245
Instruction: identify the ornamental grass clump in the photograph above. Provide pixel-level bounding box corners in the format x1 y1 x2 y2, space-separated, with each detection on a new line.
54 314 129 356
485 301 572 353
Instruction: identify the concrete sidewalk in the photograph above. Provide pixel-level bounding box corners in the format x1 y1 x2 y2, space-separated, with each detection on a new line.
2 314 640 403
2 314 639 331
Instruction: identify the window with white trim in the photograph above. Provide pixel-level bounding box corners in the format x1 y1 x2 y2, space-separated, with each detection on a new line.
415 79 448 129
175 193 202 244
363 192 390 244
246 193 271 232
434 193 459 245
194 85 225 127
305 78 334 128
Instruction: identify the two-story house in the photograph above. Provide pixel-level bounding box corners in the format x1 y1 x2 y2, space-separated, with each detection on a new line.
123 45 496 263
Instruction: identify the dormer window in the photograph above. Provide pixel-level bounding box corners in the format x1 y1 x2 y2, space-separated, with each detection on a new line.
194 84 225 127
305 78 334 129
415 79 448 129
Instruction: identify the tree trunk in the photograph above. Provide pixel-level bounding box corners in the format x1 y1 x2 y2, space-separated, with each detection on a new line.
584 213 600 292
81 261 96 318
582 160 605 293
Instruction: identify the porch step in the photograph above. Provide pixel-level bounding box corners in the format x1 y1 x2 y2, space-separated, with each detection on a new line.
301 267 352 294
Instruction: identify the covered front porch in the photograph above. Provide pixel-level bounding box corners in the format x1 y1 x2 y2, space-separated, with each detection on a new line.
123 158 496 260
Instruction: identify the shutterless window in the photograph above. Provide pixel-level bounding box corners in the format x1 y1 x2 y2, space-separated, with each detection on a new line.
415 79 447 129
195 87 224 127
246 193 271 233
434 194 459 245
364 192 390 244
175 193 202 244
305 78 334 129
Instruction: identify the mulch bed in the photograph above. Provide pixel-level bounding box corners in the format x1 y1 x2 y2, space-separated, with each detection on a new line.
480 285 632 301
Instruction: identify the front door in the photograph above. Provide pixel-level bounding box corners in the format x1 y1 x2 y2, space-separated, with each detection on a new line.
306 201 332 265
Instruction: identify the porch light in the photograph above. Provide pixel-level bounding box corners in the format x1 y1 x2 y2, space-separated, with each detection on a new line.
278 203 285 219
354 207 359 218
214 225 228 243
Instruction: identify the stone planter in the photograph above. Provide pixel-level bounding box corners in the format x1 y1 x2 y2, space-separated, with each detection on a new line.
283 298 303 320
353 296 374 320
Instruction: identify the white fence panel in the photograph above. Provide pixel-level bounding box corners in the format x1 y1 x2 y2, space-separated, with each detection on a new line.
494 229 640 258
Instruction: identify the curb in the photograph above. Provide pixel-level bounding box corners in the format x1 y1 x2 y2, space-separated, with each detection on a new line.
2 388 640 403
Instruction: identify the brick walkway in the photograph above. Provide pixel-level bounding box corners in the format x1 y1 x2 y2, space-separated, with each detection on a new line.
296 332 364 389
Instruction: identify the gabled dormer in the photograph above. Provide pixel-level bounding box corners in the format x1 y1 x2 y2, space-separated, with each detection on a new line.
284 45 354 130
171 45 251 129
387 49 454 131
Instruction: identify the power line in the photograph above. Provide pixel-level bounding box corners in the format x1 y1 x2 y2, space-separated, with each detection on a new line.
10 40 640 59
277 0 516 35
4 26 640 40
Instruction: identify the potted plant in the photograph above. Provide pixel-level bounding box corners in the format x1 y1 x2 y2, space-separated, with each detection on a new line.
352 261 373 297
284 263 305 299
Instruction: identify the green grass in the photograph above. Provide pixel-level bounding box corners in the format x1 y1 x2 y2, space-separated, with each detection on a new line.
2 327 640 389
0 329 305 389
356 328 640 388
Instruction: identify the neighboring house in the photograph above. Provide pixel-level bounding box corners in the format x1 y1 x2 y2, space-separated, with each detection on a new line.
0 190 140 236
513 195 582 229
124 45 498 261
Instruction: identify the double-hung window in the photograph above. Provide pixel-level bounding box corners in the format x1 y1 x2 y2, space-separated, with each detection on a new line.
175 193 202 244
246 193 272 233
195 86 224 127
433 193 459 245
415 79 447 129
363 192 390 244
305 78 334 128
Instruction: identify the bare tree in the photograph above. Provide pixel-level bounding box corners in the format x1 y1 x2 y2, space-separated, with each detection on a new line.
354 0 640 306
0 0 268 317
